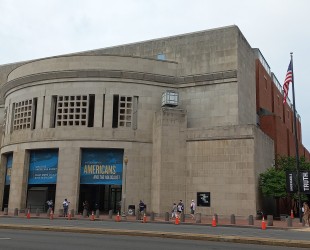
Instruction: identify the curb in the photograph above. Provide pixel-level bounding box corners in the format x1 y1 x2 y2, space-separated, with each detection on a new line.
1 223 310 248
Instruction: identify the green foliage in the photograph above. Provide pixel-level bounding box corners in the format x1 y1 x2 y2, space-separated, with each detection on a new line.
260 168 287 198
260 155 310 199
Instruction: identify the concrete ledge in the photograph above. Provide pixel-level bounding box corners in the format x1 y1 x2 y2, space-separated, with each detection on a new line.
0 223 310 248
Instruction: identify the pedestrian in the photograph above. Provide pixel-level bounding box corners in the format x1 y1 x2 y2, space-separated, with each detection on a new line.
63 198 70 217
177 200 184 217
171 203 177 218
302 202 310 226
46 200 53 210
83 200 89 216
190 200 196 220
139 200 145 219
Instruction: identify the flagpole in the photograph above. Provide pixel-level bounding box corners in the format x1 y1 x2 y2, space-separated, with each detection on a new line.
290 52 302 223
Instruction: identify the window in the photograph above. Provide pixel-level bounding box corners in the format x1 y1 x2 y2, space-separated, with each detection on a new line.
112 95 135 128
54 95 94 127
12 98 36 131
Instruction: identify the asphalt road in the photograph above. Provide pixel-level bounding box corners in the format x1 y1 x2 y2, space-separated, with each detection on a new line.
0 229 305 250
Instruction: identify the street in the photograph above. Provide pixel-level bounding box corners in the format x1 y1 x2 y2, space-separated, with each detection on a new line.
0 229 305 250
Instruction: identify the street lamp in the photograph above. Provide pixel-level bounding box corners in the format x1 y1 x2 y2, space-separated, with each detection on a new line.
121 155 128 217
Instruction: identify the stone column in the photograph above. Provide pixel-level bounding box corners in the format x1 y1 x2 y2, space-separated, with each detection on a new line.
94 93 104 127
0 154 7 210
8 150 28 213
55 147 80 214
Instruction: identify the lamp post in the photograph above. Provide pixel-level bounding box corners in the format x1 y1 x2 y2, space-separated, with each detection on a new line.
121 155 128 217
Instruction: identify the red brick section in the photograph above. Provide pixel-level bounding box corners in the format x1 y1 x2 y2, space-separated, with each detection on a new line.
256 60 309 160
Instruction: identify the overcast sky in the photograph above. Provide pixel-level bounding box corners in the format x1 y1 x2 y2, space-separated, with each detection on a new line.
1 0 309 150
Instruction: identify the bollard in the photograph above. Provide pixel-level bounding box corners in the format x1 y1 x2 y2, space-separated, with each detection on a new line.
180 212 185 223
230 214 236 224
47 208 51 217
165 212 169 221
287 216 292 227
36 208 40 216
96 209 100 218
214 213 218 224
14 208 18 216
267 215 273 226
58 208 64 217
150 212 155 221
4 208 8 215
248 215 254 225
108 210 113 219
195 213 201 223
70 209 75 218
83 209 88 218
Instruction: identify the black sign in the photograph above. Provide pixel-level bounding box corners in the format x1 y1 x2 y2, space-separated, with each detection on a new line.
286 171 297 193
197 192 210 207
286 171 310 194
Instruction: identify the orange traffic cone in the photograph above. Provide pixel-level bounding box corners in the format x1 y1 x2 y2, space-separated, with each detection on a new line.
68 210 72 220
50 209 54 220
90 211 95 221
261 217 266 230
115 212 120 222
212 215 217 227
142 213 147 223
290 209 294 219
26 209 31 219
175 216 180 225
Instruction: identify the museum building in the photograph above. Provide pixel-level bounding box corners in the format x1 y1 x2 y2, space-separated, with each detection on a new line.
0 25 308 216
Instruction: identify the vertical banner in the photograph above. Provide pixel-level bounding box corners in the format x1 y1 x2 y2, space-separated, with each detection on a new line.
300 171 310 193
286 171 310 194
5 153 13 185
286 171 297 193
28 150 58 184
80 148 123 185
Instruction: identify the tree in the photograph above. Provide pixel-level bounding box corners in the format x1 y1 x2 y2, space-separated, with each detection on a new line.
259 156 310 215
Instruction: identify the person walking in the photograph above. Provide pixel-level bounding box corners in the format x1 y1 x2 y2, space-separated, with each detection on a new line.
190 200 196 220
303 202 310 226
177 200 184 217
139 200 145 219
62 198 70 217
171 203 177 219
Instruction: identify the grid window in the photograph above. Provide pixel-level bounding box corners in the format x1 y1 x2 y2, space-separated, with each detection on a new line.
55 95 89 127
119 96 132 128
13 99 33 131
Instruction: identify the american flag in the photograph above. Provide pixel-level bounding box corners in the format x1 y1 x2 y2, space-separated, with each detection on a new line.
283 60 293 104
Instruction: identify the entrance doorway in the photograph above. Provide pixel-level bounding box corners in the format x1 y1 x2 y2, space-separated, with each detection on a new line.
79 185 121 214
2 186 10 210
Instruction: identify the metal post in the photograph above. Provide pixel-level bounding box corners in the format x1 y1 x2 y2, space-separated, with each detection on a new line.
290 52 302 223
121 156 128 218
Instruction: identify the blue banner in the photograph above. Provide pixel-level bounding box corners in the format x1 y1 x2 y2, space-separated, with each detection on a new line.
80 149 123 185
5 153 13 185
28 150 58 184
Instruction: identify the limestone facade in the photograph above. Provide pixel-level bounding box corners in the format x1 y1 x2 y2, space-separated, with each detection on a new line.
0 25 275 216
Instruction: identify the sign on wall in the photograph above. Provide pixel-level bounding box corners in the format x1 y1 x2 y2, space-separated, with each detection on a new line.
197 192 211 207
286 171 310 194
80 148 123 185
5 153 13 185
28 150 58 184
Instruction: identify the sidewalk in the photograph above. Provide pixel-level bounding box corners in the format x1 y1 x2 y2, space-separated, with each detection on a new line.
0 211 305 229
